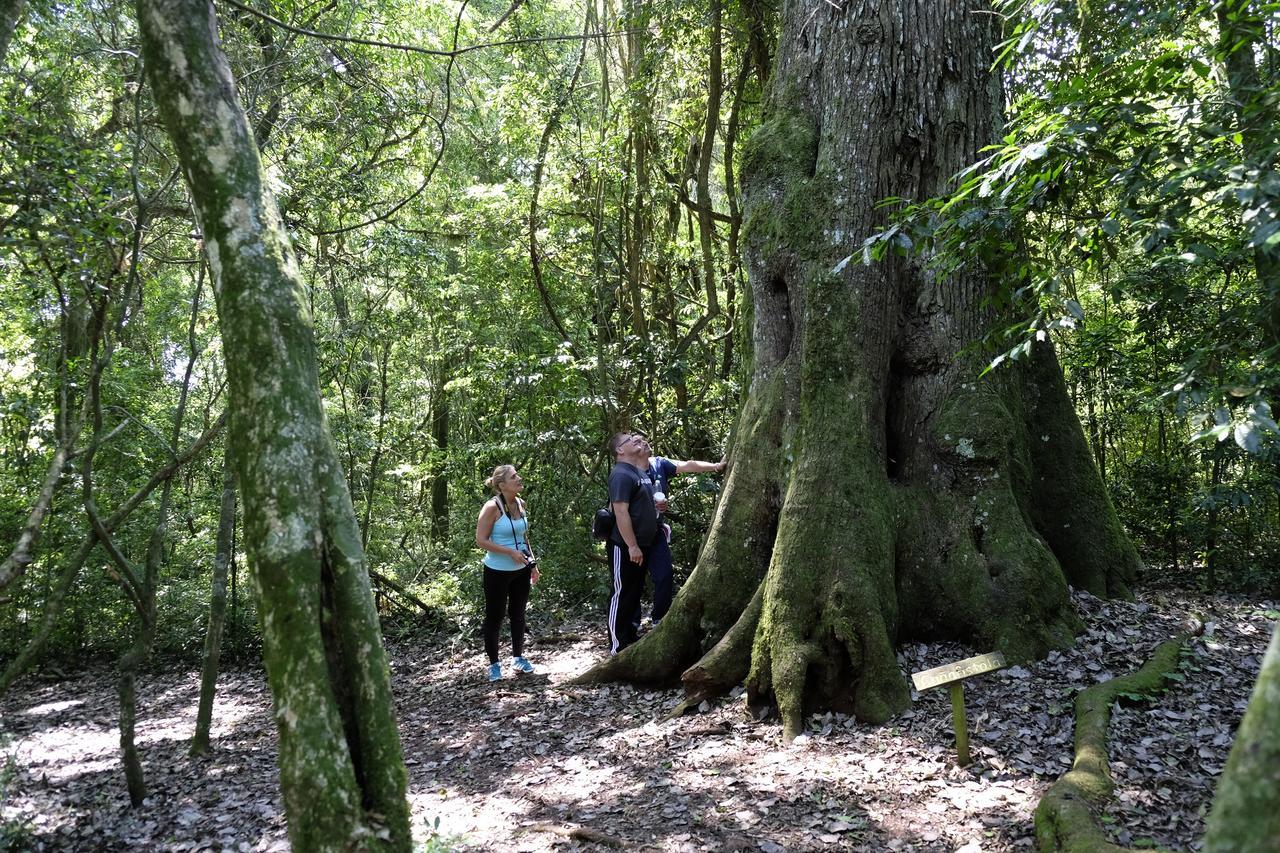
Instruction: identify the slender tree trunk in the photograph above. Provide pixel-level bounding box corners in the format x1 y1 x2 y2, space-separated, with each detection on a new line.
1216 0 1280 347
0 432 78 593
620 0 652 365
1206 443 1224 592
720 58 751 380
136 1 410 846
676 0 724 355
0 0 24 65
117 619 154 805
1157 411 1176 571
429 363 449 542
119 255 202 806
0 413 224 698
361 341 391 552
578 0 1138 740
527 10 587 353
192 452 236 755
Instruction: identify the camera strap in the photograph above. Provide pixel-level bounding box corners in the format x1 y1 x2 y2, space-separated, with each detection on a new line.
495 494 528 554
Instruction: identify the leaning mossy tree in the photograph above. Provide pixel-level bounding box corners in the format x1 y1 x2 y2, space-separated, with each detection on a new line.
136 0 411 848
578 0 1139 740
1205 623 1280 850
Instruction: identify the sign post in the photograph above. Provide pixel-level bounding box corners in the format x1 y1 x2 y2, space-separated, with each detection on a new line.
911 651 1006 766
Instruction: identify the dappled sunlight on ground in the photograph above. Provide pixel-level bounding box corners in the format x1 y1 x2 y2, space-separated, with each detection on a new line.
1 590 1272 850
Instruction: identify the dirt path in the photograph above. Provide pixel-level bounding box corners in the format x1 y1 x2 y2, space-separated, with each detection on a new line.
1 589 1273 851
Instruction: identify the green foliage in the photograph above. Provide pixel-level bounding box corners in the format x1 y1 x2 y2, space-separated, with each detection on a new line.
4 0 1270 679
865 0 1279 434
858 0 1280 593
414 815 464 852
0 0 755 667
0 732 32 852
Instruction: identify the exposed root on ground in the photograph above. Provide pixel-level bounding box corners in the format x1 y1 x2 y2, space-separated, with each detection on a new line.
1034 634 1192 852
680 582 764 706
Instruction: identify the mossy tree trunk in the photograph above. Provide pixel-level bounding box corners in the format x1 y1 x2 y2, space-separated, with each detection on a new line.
578 0 1139 740
136 0 411 848
1205 624 1280 850
0 0 24 65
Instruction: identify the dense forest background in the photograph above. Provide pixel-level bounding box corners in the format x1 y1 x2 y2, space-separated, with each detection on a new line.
1 0 1277 677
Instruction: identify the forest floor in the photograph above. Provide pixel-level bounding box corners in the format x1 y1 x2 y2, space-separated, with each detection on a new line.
1 586 1275 852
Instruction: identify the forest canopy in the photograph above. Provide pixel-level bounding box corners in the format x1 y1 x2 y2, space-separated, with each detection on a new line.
1 0 1279 846
2 0 1275 673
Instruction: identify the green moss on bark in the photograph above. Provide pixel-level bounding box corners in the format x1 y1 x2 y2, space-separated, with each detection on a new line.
1022 342 1140 599
138 1 410 847
740 106 824 266
895 376 1082 663
747 359 910 734
575 0 1139 753
1205 625 1280 851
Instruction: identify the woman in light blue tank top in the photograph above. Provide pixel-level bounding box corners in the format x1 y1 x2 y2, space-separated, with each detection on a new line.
475 465 539 681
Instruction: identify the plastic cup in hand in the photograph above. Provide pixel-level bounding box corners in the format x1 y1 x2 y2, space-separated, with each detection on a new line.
653 490 668 512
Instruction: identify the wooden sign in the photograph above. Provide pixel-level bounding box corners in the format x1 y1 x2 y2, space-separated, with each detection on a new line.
910 651 1006 767
911 651 1006 693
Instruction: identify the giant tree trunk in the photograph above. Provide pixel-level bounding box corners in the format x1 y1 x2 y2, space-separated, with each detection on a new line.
578 0 1139 740
136 0 411 848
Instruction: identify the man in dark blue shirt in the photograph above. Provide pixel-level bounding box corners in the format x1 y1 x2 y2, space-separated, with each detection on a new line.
639 452 726 631
605 432 657 654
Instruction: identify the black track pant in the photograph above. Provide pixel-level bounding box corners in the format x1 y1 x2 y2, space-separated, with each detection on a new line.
482 566 532 664
606 541 648 654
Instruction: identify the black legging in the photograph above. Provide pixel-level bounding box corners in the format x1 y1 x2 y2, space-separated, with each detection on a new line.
482 565 532 664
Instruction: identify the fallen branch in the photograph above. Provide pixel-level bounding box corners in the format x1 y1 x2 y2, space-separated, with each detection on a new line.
1034 633 1193 852
679 721 734 738
525 822 631 847
369 569 435 616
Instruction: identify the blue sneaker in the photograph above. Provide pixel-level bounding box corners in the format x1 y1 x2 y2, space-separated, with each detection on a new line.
511 656 534 674
486 662 502 682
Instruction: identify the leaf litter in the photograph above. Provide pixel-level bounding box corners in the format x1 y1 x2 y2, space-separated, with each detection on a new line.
0 589 1273 851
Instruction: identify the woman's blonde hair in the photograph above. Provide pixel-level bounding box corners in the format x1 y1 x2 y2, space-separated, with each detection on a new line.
484 464 517 493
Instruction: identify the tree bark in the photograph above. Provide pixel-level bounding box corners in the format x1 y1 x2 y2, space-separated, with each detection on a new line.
1205 625 1280 850
192 451 236 756
136 0 411 848
0 0 24 65
0 432 78 593
429 374 449 541
720 57 751 380
528 11 588 354
1215 0 1280 348
680 0 723 353
578 0 1138 741
117 255 204 806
